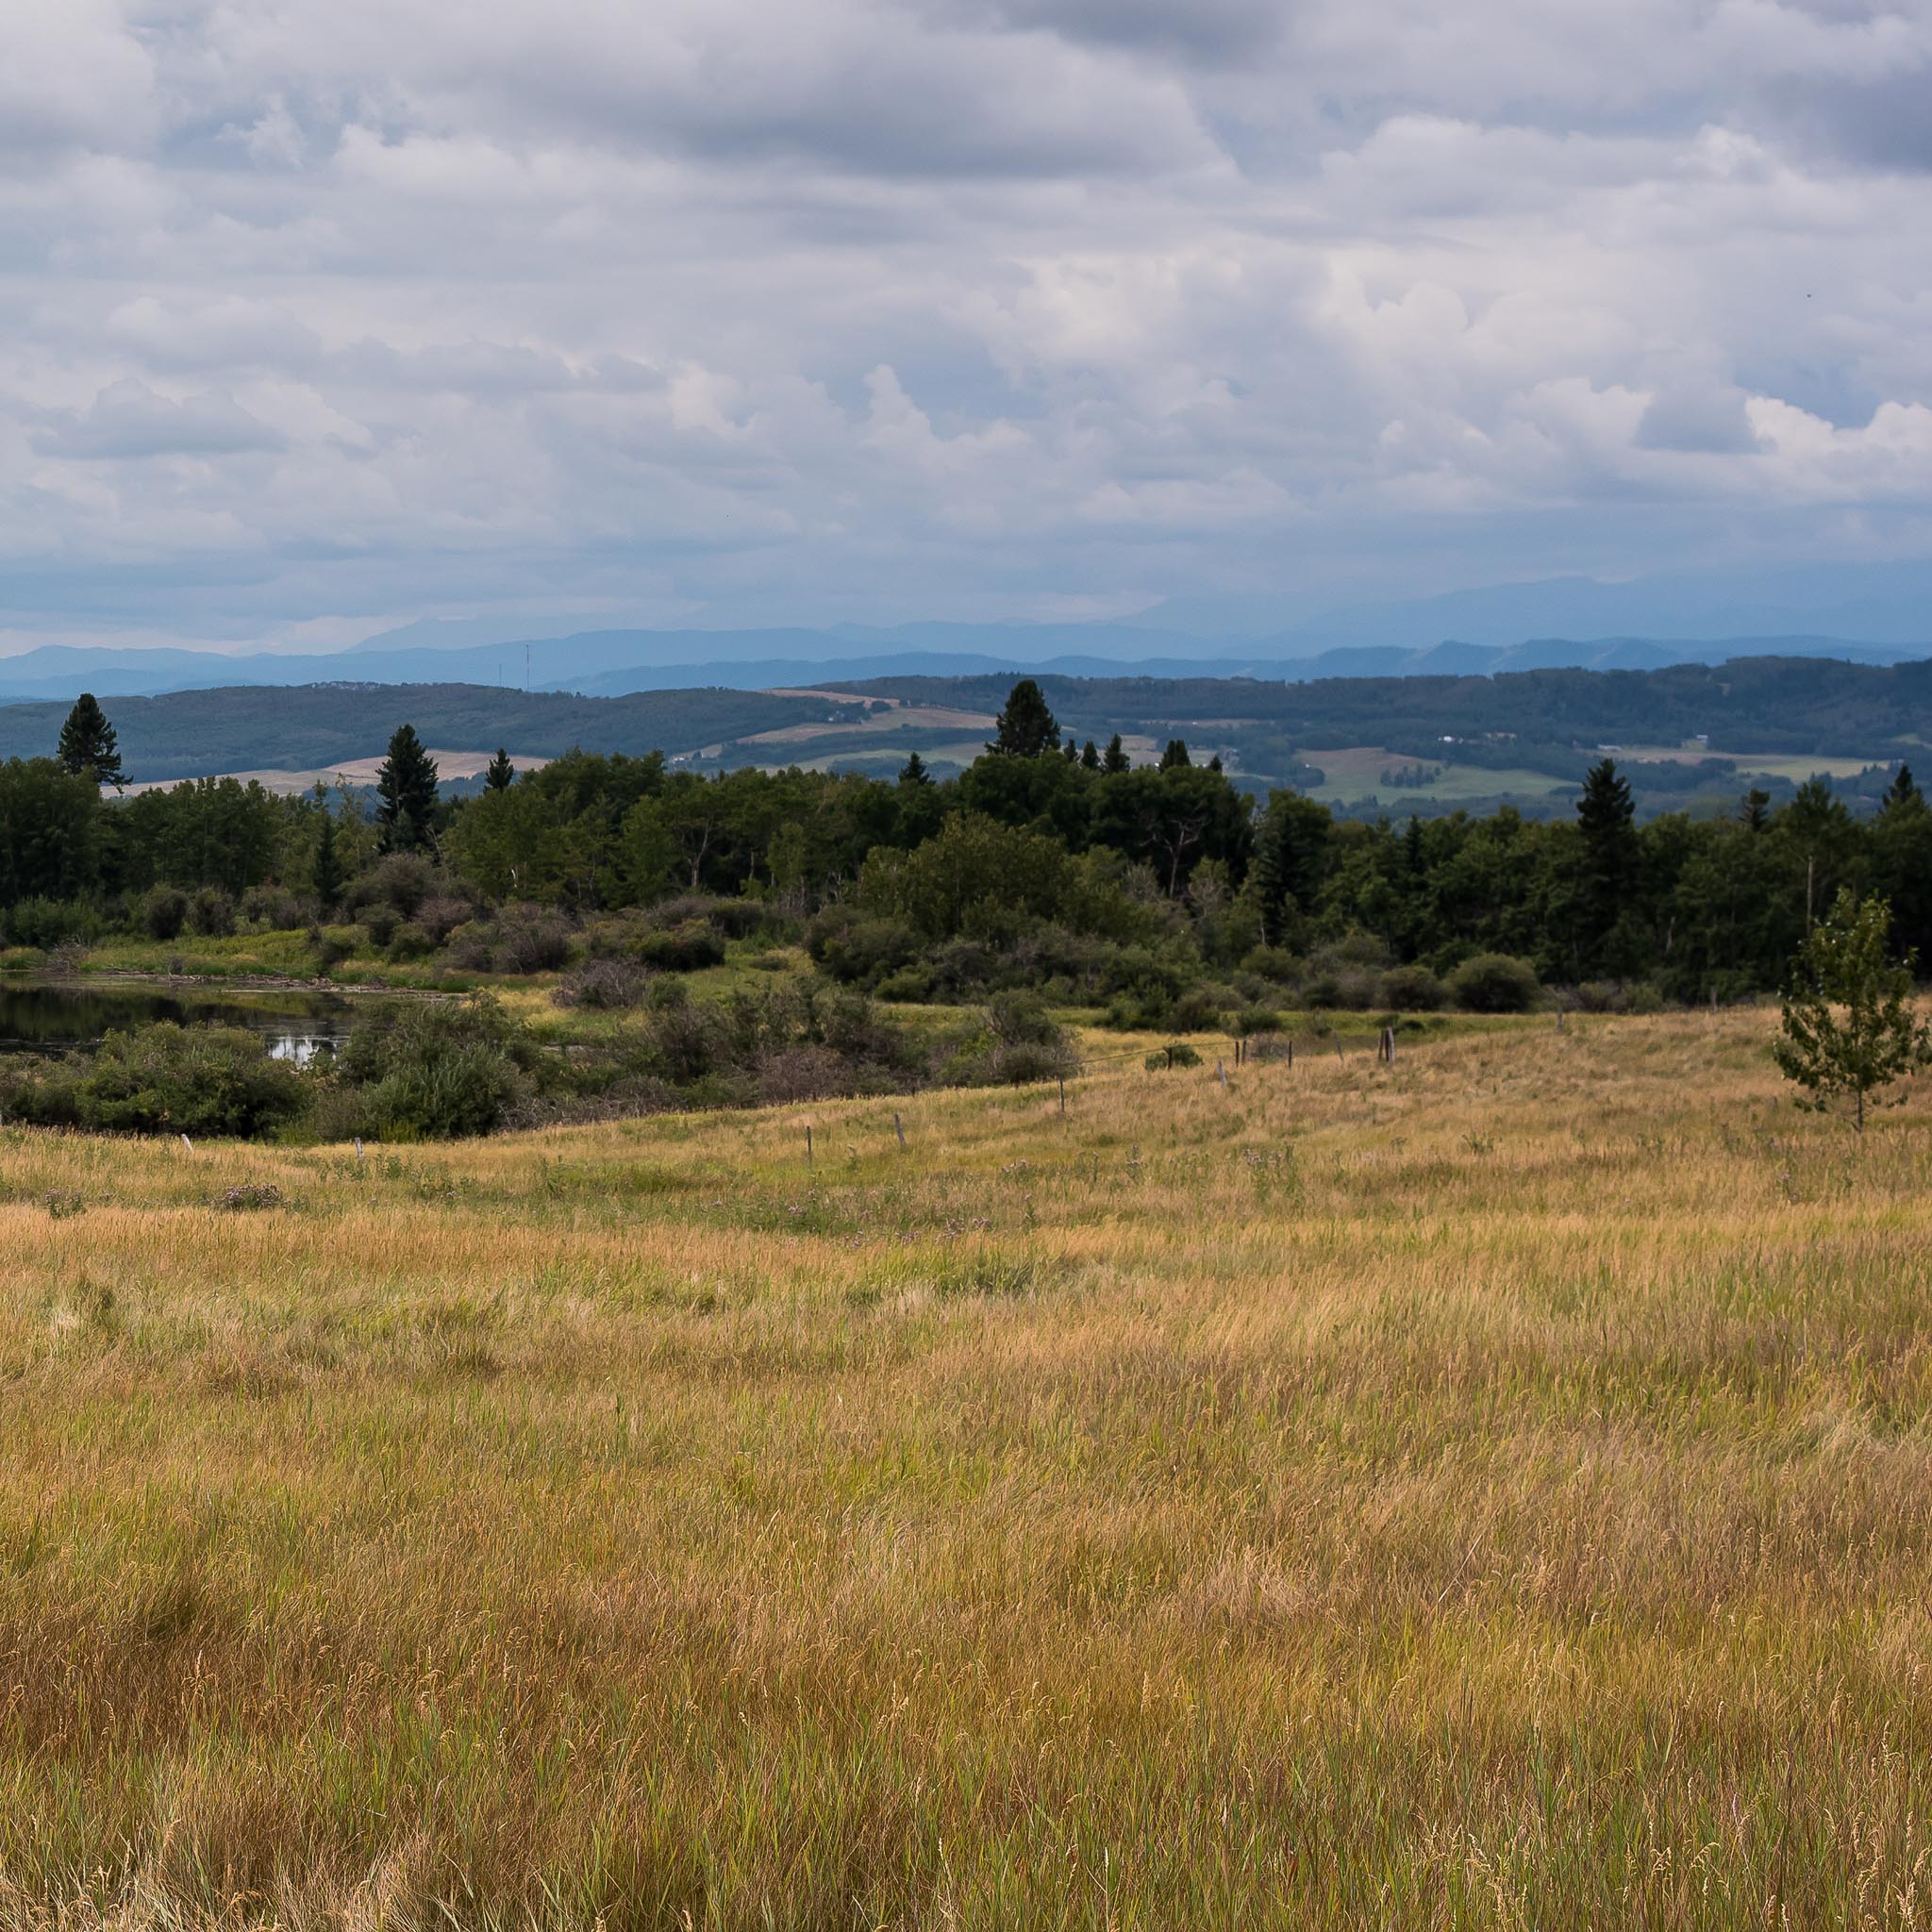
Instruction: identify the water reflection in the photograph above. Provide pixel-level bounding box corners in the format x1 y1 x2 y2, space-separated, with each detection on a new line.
0 979 353 1063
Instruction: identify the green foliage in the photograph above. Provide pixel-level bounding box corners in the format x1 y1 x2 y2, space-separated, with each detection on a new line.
0 1024 308 1137
1447 953 1541 1013
375 724 441 853
56 693 123 787
485 748 515 791
333 995 537 1139
988 678 1060 758
1774 889 1932 1131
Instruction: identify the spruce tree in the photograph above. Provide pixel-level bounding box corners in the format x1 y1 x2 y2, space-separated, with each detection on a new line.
375 724 440 852
312 804 342 911
485 748 515 791
898 750 933 786
1101 734 1130 775
1080 740 1101 771
1740 788 1772 832
1884 763 1922 813
1158 739 1191 771
1774 889 1932 1132
56 692 123 788
1574 757 1639 970
988 679 1059 758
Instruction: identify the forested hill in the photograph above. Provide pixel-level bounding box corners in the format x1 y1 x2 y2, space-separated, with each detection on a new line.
847 657 1932 759
0 684 863 781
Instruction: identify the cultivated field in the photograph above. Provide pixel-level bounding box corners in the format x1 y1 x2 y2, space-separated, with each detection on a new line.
5 1014 1932 1927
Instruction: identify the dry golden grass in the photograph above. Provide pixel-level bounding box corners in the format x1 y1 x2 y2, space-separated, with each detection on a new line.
4 1012 1932 1927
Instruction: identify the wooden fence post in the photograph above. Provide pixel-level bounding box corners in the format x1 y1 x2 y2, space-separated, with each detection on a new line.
806 1124 813 1166
893 1112 906 1149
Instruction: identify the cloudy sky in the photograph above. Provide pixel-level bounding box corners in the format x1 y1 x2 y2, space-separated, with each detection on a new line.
4 0 1932 651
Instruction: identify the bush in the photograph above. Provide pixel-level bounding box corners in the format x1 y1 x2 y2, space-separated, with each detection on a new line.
1378 963 1447 1011
490 906 575 974
1167 988 1225 1033
332 995 539 1139
1447 953 1541 1013
555 958 652 1010
806 908 921 986
5 898 96 950
636 921 726 973
346 853 439 920
141 887 191 942
1232 1007 1283 1034
188 888 236 938
239 885 307 930
1145 1041 1203 1070
0 1024 309 1138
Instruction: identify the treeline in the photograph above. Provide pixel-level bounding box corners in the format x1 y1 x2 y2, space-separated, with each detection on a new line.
5 683 1932 1017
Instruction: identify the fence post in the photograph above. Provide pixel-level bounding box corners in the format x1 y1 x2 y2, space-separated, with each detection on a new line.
1218 1058 1228 1088
1556 1009 1566 1035
1058 1077 1065 1117
1286 1039 1293 1068
180 1133 192 1154
893 1112 906 1149
806 1124 813 1167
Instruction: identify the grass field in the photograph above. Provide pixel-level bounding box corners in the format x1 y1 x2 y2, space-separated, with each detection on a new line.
5 1013 1932 1926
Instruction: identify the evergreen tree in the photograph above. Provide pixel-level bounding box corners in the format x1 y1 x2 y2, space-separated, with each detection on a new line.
1158 739 1191 771
1062 738 1079 763
56 692 123 788
989 679 1059 758
485 748 515 791
1574 758 1639 971
1101 734 1130 775
312 803 342 911
898 750 933 786
1207 753 1224 774
1884 763 1921 812
1740 788 1772 832
1080 740 1101 771
1774 889 1932 1132
375 723 440 852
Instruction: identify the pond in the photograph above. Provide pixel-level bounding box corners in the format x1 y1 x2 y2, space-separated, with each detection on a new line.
0 978 355 1065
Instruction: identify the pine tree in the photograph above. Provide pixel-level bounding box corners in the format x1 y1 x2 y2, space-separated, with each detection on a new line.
1740 788 1772 832
1774 889 1932 1132
1158 739 1191 771
485 748 515 791
1101 734 1130 775
56 692 123 788
1062 738 1078 763
375 724 440 852
988 679 1059 758
1080 740 1101 771
312 803 342 911
1574 757 1639 970
1884 763 1922 813
899 751 933 786
1206 753 1224 774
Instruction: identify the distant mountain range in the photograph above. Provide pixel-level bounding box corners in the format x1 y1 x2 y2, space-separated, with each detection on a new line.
0 625 1924 706
2 556 1929 703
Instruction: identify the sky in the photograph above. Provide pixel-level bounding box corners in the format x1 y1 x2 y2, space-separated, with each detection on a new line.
3 0 1932 653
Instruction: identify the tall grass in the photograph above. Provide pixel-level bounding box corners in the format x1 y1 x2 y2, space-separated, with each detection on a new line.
2 1012 1930 1926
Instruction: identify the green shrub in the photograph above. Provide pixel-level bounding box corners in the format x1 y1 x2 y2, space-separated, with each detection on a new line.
332 995 539 1140
5 898 96 950
1145 1041 1203 1070
1378 963 1447 1011
141 887 190 942
1447 953 1541 1014
635 921 726 973
0 1024 309 1138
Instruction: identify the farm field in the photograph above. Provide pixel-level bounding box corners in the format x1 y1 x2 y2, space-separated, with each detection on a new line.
5 1013 1932 1926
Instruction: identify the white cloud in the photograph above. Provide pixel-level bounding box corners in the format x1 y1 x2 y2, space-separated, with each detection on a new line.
0 0 1928 645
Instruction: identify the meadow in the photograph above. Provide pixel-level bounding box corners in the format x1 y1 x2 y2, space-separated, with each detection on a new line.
4 1011 1932 1927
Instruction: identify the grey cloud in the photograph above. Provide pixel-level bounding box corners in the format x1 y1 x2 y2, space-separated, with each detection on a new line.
0 0 1929 647
29 381 288 459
